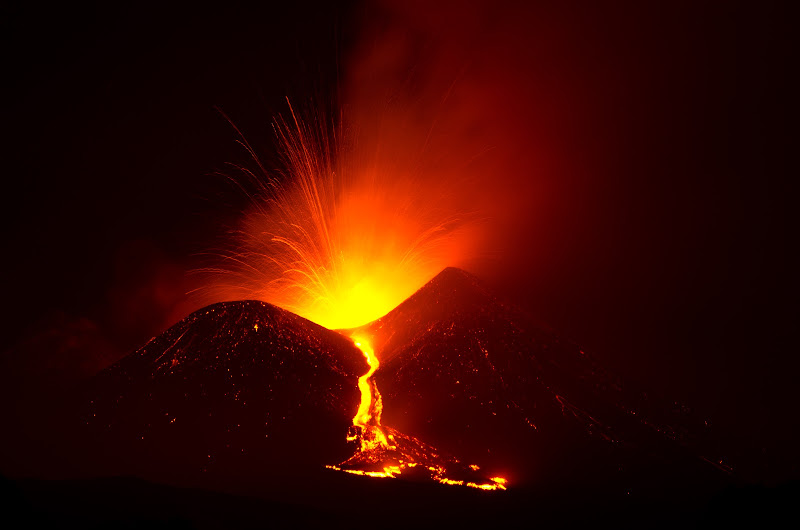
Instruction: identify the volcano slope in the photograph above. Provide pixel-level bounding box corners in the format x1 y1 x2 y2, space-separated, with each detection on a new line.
78 301 365 492
356 267 730 496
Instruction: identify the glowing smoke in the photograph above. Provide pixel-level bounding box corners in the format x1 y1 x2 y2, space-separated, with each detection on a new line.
199 98 482 330
200 0 605 329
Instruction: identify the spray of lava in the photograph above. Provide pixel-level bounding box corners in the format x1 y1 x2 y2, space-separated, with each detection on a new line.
201 101 481 331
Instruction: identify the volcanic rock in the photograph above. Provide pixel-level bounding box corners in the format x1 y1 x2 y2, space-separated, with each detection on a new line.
79 301 365 490
356 267 728 491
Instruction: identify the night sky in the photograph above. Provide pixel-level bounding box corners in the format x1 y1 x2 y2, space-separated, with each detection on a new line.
2 1 794 484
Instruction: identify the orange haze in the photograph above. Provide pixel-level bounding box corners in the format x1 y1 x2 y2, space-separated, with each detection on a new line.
202 0 576 330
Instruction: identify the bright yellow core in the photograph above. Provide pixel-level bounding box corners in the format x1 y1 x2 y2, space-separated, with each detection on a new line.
350 335 389 451
290 264 434 330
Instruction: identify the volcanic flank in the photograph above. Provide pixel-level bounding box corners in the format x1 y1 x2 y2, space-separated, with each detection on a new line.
74 267 730 503
356 268 730 492
79 301 366 490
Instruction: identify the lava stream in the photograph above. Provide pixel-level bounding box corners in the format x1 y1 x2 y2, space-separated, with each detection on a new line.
349 336 390 451
326 335 507 491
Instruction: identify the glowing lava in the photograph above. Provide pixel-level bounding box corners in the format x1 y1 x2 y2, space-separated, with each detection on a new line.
327 334 507 491
201 102 480 330
349 336 390 451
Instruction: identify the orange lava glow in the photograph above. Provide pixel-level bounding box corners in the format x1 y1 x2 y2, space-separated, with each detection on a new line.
349 336 390 451
327 335 507 491
201 101 482 331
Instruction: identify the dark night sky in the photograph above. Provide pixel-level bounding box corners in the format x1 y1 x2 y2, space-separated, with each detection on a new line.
2 1 795 483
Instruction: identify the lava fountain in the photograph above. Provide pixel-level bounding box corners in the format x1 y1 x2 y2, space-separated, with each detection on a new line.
201 101 482 331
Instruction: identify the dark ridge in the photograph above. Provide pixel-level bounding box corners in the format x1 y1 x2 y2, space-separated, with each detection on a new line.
67 300 365 493
360 267 731 493
352 266 501 362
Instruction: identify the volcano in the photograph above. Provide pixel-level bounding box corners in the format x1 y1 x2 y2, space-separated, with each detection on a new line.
40 267 735 525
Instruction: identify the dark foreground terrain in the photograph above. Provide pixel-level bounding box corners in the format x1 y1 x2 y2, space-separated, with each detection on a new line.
2 474 797 529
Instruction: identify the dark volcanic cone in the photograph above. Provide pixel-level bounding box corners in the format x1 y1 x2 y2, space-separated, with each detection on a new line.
356 268 730 492
78 301 365 491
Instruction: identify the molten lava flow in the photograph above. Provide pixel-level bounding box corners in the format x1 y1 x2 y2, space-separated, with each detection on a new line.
349 336 390 451
326 334 507 491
